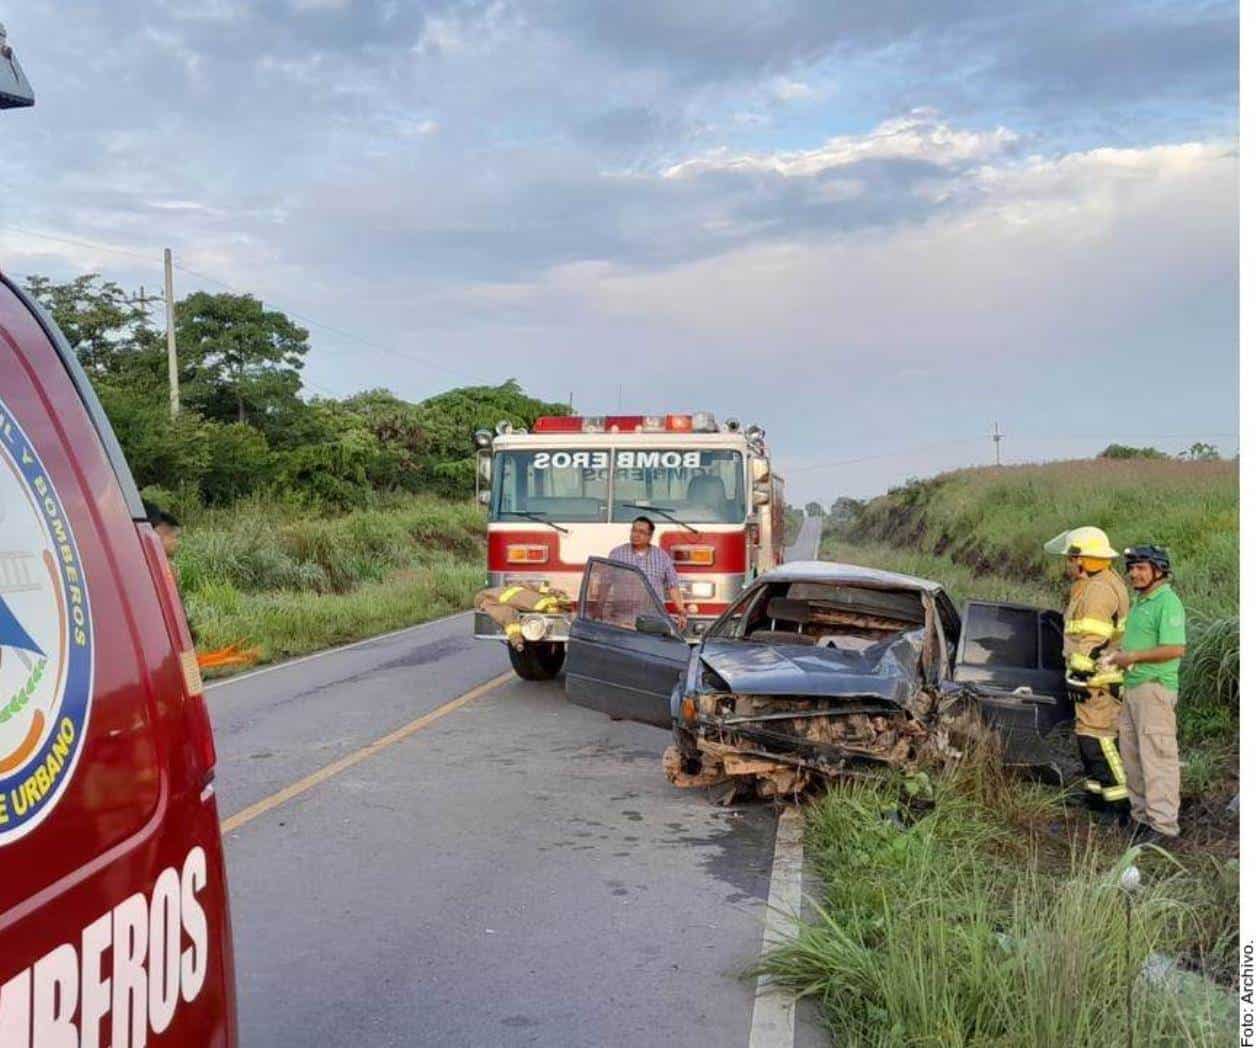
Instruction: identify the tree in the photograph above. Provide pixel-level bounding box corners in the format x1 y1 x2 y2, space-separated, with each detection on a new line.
23 274 161 380
1098 444 1167 460
1179 442 1221 462
828 497 863 525
805 501 824 517
176 292 309 428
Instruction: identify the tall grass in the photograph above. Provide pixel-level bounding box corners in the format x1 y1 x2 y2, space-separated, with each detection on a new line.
828 459 1239 726
758 762 1237 1046
171 495 485 670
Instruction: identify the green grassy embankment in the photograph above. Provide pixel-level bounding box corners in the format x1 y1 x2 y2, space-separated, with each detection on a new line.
825 459 1239 749
172 495 485 672
767 459 1239 1044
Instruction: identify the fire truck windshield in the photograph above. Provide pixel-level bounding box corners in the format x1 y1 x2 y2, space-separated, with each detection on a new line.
489 448 745 524
611 450 744 524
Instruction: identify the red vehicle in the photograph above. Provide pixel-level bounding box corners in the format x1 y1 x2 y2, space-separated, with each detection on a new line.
473 412 786 679
0 276 237 1037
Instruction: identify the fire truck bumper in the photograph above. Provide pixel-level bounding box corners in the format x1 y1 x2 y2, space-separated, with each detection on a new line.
474 610 573 643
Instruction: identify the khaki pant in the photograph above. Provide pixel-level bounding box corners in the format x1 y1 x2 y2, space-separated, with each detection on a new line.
1118 682 1180 836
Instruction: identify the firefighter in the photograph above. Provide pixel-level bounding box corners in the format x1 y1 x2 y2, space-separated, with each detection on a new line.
1102 546 1187 846
1044 526 1131 820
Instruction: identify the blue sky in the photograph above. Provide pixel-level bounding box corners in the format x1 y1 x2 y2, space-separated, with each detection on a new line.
1 1 1238 500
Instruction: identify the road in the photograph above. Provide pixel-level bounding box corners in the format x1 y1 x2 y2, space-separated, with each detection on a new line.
787 514 823 562
209 522 828 1046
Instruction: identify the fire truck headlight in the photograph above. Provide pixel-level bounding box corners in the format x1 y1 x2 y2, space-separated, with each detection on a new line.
686 581 716 599
520 615 549 642
473 429 493 448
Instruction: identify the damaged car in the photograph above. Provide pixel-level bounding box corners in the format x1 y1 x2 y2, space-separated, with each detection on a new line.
565 558 1073 799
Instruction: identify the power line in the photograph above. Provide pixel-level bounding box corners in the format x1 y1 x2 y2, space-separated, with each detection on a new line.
2 225 498 388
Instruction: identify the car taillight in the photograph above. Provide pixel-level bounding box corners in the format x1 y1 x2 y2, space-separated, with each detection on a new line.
139 525 216 785
672 544 715 566
506 544 549 564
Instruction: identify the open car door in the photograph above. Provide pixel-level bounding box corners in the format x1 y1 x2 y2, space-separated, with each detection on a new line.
565 557 690 729
953 600 1071 771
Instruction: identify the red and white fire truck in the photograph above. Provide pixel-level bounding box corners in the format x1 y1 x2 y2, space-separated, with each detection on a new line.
473 411 785 679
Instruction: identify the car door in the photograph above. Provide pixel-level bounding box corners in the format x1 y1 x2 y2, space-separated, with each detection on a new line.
565 557 690 728
952 600 1071 758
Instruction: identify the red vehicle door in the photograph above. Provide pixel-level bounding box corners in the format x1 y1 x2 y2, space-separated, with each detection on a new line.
0 275 237 1046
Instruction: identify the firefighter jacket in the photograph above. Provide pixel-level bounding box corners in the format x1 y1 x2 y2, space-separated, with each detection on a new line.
1062 568 1129 689
474 584 574 648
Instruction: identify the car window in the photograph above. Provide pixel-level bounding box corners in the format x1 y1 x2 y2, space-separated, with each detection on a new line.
963 603 1039 668
581 560 665 631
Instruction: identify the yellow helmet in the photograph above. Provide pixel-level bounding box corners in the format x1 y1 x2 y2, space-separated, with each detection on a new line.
1043 526 1119 560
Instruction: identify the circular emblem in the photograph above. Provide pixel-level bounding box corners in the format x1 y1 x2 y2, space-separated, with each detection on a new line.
0 395 94 845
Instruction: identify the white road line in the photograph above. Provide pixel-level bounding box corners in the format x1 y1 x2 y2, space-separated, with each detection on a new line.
204 609 473 691
748 805 805 1048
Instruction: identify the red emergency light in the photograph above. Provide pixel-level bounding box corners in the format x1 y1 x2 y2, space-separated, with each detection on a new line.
531 413 718 433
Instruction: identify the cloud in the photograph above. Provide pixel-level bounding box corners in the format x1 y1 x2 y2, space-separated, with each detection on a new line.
0 0 1235 498
663 110 1018 179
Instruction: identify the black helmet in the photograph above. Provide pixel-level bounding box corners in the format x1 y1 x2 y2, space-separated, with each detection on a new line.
1123 545 1171 575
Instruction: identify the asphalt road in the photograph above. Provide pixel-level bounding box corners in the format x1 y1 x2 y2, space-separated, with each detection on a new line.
208 525 829 1047
787 515 823 562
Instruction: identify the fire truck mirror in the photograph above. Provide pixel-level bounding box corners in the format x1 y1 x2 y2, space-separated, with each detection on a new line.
750 457 771 483
477 489 491 506
476 451 493 482
0 24 35 109
752 489 771 508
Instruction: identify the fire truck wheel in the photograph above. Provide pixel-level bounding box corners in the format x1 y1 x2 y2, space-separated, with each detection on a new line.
508 641 566 681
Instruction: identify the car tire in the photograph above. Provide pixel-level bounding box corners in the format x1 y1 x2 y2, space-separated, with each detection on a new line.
508 641 566 681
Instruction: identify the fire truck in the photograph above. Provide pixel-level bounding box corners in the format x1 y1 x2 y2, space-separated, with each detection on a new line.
472 411 785 680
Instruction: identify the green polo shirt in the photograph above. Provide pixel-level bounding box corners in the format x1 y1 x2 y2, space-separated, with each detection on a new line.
1122 583 1187 691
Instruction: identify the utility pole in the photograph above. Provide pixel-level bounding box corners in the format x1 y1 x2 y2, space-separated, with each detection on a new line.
991 421 1003 466
163 248 180 417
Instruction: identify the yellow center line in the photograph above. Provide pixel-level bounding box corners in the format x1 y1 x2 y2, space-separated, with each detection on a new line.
220 670 515 836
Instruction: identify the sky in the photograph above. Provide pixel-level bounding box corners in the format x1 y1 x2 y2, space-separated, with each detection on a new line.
1 0 1238 501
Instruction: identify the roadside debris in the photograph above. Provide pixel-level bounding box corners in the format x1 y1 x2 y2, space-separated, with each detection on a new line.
197 642 261 670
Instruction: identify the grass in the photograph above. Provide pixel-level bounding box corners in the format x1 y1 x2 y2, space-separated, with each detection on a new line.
825 459 1239 735
758 757 1238 1047
169 494 485 671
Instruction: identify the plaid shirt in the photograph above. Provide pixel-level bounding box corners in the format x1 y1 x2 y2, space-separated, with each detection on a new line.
609 543 680 603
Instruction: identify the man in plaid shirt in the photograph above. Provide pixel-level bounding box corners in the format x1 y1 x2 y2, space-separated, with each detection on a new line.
609 516 688 631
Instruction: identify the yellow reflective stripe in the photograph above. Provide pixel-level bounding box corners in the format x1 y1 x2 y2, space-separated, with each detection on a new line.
1084 780 1103 794
1064 617 1116 639
1115 617 1128 632
1089 670 1124 686
1100 737 1127 785
498 586 523 603
504 622 522 635
1068 652 1096 672
1102 784 1129 801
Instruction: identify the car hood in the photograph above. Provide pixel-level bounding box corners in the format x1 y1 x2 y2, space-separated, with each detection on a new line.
697 632 924 704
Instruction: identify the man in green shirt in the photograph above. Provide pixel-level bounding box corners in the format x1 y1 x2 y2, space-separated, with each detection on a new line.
1103 546 1187 844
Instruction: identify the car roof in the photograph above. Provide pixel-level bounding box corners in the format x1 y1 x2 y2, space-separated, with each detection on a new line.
755 559 944 594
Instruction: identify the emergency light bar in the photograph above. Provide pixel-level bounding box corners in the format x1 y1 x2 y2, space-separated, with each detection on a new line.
532 413 721 434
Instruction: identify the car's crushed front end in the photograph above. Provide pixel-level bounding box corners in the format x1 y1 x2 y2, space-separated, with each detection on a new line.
664 563 969 799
